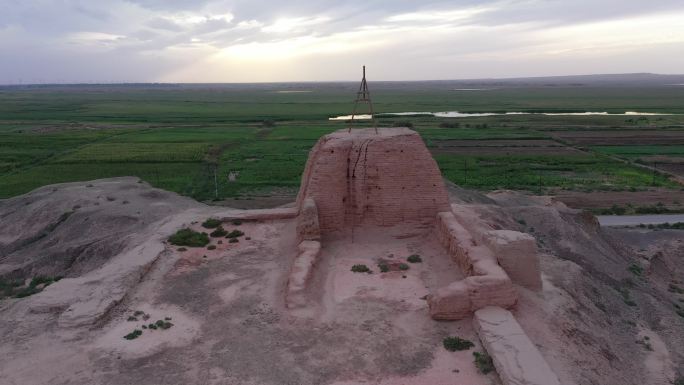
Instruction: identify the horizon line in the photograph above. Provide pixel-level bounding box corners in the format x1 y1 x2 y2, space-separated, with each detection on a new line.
1 72 684 87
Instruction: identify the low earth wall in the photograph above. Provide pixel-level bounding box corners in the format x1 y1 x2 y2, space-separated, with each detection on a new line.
428 211 518 320
451 204 542 291
286 240 321 309
474 306 561 385
286 199 323 309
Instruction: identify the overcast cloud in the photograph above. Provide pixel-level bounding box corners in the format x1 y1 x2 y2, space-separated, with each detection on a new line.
1 0 683 83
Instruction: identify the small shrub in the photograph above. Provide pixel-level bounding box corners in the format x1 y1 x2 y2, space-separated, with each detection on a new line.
210 226 228 237
30 276 55 287
232 219 242 226
133 310 144 316
201 218 222 229
378 263 389 273
11 275 62 298
226 230 244 238
207 245 216 250
229 238 239 243
127 316 137 322
177 247 187 252
627 264 643 276
443 336 474 351
473 351 494 374
165 317 172 321
168 228 209 247
123 329 143 340
398 263 410 271
148 323 158 330
407 255 422 263
351 264 370 273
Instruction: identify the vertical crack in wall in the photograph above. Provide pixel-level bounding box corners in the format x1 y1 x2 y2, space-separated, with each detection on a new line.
346 139 372 237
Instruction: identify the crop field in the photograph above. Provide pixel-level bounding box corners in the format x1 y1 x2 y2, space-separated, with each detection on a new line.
1 82 683 209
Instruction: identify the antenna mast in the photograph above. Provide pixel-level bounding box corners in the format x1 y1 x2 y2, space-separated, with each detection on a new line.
348 65 377 134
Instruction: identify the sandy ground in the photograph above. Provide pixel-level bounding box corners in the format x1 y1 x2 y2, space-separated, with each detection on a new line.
2 178 683 385
0 213 498 385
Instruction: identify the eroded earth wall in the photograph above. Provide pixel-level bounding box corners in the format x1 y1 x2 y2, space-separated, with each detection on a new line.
296 128 450 232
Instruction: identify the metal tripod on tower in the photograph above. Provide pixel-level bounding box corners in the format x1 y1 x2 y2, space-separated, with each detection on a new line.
348 65 378 134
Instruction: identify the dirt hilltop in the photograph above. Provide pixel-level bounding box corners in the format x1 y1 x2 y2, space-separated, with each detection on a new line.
1 129 683 385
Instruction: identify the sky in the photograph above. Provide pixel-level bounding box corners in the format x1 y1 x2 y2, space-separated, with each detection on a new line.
1 0 684 84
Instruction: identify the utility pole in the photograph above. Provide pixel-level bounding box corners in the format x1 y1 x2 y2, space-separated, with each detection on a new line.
349 65 377 134
214 164 219 199
538 174 542 195
464 159 468 185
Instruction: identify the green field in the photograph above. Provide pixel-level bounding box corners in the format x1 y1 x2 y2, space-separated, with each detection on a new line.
1 83 683 204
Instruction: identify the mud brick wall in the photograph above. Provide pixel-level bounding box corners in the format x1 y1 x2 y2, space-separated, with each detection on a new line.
429 211 518 320
296 127 450 232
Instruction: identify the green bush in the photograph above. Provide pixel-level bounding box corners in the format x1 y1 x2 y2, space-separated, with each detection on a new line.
351 264 370 273
229 238 239 243
168 228 209 247
398 263 410 271
201 218 222 229
226 229 244 238
378 262 389 273
473 351 494 374
123 329 143 340
443 336 474 351
207 245 216 250
4 275 63 299
30 276 56 287
407 255 422 263
210 226 227 237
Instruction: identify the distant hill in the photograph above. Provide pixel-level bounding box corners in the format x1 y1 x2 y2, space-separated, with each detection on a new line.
2 73 683 90
447 73 684 87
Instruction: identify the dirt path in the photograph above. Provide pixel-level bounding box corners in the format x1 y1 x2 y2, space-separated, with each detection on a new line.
597 214 684 226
